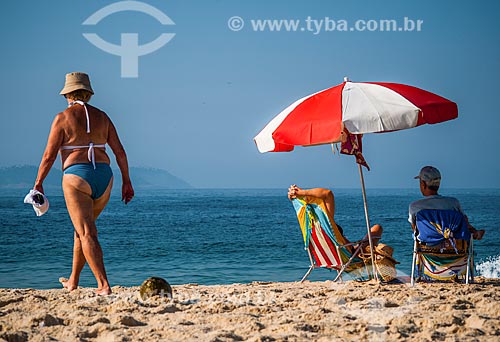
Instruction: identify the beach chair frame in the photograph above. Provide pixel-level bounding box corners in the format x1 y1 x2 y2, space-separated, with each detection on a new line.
411 237 474 285
292 197 380 283
410 209 474 286
301 238 370 282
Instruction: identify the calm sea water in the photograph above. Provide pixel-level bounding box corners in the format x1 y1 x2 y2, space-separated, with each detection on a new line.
1 188 499 289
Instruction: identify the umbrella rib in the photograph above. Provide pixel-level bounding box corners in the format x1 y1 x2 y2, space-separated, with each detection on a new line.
356 84 385 131
343 83 384 133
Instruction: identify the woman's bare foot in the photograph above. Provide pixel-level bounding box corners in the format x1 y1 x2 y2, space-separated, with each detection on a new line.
59 277 78 291
95 287 112 296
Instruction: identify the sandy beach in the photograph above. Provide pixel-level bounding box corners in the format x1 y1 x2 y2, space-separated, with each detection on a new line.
1 277 498 342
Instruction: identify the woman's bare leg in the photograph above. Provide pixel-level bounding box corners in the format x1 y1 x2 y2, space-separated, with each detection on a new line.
93 177 113 219
60 231 86 291
62 174 111 295
61 177 113 292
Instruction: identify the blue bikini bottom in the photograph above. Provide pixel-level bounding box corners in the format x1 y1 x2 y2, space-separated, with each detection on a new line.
63 163 113 199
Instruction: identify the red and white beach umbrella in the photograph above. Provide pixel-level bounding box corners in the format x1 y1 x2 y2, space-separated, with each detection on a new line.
254 78 457 153
254 78 458 280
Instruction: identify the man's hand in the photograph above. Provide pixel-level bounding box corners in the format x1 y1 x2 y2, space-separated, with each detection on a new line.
465 215 485 240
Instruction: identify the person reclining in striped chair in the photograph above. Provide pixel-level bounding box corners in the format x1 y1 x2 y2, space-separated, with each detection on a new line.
288 185 383 244
288 185 399 282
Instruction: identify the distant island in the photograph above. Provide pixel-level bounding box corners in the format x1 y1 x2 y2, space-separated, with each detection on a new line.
0 165 192 190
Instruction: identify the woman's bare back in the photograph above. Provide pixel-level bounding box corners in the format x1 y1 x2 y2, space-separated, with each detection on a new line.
58 103 111 169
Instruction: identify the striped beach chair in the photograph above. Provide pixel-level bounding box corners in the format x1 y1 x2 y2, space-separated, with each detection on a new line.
411 209 474 285
291 197 371 282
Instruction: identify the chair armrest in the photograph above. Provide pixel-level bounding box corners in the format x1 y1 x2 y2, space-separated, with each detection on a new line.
338 235 382 248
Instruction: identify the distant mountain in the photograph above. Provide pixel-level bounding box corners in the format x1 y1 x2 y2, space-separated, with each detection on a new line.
0 165 191 189
124 167 191 189
0 165 62 189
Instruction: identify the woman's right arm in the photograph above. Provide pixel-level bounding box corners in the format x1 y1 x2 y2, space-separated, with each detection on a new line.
107 119 134 204
34 115 64 193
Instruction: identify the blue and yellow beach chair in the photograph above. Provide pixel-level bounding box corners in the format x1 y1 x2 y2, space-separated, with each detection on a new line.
292 197 373 282
411 209 474 285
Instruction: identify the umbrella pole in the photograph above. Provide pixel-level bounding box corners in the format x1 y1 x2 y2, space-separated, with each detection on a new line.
358 164 379 281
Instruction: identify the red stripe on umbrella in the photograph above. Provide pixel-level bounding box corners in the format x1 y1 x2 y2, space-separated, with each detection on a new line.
272 83 345 148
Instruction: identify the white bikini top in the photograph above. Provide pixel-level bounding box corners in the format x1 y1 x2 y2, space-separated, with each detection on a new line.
60 101 106 169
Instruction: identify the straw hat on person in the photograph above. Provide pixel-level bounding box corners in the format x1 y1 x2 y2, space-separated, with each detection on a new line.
60 72 94 95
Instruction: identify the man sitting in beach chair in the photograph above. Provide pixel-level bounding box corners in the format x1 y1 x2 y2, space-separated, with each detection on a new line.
409 166 484 284
288 185 398 282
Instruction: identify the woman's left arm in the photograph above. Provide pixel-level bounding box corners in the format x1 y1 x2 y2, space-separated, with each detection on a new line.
34 115 64 193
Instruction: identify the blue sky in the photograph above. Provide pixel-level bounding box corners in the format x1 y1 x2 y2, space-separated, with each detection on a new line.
1 0 499 189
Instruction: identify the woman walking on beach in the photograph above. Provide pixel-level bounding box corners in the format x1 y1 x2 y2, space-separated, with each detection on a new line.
33 72 134 295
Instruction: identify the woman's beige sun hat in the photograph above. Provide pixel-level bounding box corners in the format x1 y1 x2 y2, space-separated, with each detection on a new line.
60 72 94 95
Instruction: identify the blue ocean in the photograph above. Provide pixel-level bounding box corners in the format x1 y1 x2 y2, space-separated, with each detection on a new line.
1 188 499 289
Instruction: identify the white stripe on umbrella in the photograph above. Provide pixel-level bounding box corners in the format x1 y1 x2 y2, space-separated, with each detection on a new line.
342 82 420 133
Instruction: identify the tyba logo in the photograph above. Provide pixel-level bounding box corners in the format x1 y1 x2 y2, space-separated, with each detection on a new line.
83 1 175 78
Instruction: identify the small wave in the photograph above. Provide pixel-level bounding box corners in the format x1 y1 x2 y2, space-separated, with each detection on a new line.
476 255 500 278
